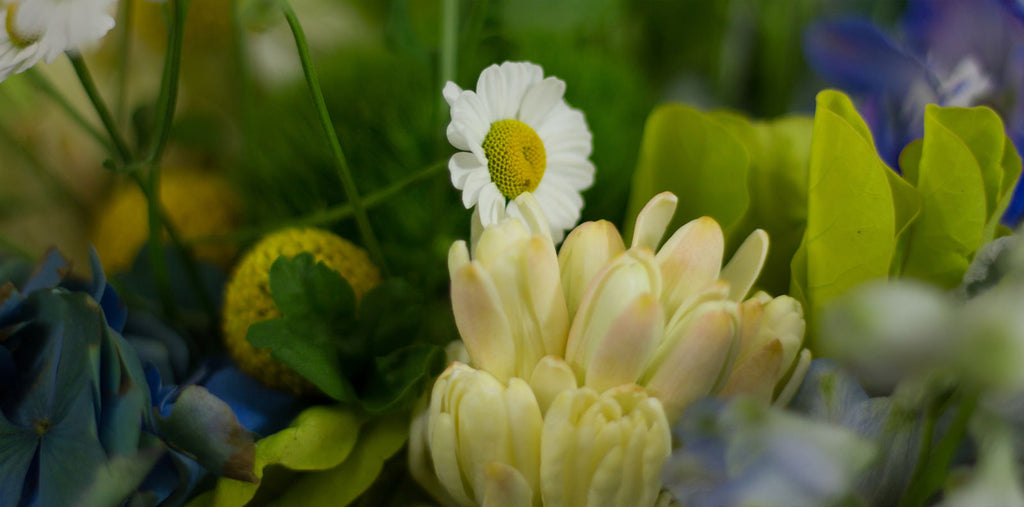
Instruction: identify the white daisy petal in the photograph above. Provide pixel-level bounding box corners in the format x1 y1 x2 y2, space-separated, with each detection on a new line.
462 171 492 208
451 92 493 145
518 77 567 127
0 0 116 83
450 152 486 189
477 183 507 227
443 81 464 106
477 64 516 120
547 158 596 190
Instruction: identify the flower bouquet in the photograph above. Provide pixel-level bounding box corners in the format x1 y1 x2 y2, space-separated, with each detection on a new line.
3 0 1024 506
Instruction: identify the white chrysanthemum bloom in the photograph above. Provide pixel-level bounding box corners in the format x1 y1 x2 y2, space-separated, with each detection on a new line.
0 0 116 82
444 61 594 242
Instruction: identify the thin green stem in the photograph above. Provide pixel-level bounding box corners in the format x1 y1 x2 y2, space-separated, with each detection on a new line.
187 161 446 246
66 53 133 163
440 0 458 85
26 68 114 155
899 391 979 506
114 0 134 122
280 0 388 275
144 0 190 321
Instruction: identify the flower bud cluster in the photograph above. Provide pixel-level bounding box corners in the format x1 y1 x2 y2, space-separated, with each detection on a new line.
416 191 810 506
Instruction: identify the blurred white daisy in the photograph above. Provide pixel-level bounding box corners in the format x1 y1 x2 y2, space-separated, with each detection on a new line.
0 0 116 82
444 61 594 242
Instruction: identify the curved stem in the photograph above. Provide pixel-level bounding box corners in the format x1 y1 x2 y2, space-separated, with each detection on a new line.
66 52 133 163
280 0 388 275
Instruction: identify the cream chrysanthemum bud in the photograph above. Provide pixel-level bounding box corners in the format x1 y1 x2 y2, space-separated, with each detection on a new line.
448 193 570 382
558 220 625 319
719 293 812 405
427 362 544 506
540 385 671 506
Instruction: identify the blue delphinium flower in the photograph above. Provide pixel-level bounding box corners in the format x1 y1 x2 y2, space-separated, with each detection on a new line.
804 0 1024 224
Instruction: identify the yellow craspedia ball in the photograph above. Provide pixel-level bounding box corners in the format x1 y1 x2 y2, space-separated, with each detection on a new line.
222 228 381 395
91 167 240 273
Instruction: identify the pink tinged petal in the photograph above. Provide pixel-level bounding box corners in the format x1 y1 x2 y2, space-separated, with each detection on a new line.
558 220 626 318
451 262 516 382
454 373 513 500
443 81 464 106
662 280 731 339
584 294 663 392
565 250 661 381
656 217 725 315
540 388 599 506
774 349 812 407
428 411 474 505
732 293 770 363
760 295 806 371
518 77 567 127
523 236 571 358
631 192 679 251
513 192 554 244
474 215 530 265
719 229 770 301
641 302 738 422
447 240 470 282
528 356 578 415
482 463 534 507
717 338 784 402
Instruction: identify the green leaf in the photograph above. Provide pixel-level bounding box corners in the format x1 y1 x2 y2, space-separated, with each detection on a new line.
361 344 446 414
187 405 363 507
900 106 1003 287
795 90 905 331
625 104 750 245
268 253 355 324
247 319 357 403
268 413 410 506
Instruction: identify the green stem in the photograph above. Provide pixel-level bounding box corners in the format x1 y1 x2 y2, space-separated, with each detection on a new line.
440 0 458 86
26 68 114 155
144 0 190 321
66 53 133 163
280 0 388 274
899 391 979 506
186 161 446 246
114 0 134 122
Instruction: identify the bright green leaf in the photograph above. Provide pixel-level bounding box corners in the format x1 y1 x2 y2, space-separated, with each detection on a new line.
248 318 357 402
268 253 355 324
798 90 901 326
900 106 997 287
361 344 446 414
188 405 363 507
625 104 750 244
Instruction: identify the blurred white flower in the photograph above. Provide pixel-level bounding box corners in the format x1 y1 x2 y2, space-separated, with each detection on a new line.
444 61 594 242
0 0 116 82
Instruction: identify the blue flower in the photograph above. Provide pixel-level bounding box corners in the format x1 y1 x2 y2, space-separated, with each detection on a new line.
804 0 1024 224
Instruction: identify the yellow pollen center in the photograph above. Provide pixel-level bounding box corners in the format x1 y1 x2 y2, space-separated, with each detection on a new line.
6 4 39 48
482 119 546 199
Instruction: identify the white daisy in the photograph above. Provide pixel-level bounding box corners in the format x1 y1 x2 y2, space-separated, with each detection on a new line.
0 0 116 82
444 61 595 242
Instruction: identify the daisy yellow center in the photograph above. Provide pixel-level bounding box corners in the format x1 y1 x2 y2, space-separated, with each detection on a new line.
483 119 546 199
5 4 39 48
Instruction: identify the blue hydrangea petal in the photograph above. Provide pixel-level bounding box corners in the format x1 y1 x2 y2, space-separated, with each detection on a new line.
804 19 927 95
903 0 1024 75
0 414 36 507
201 365 303 436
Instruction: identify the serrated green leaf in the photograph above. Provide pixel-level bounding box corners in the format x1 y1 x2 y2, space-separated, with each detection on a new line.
268 253 355 324
625 104 750 244
900 106 999 287
247 318 357 402
799 90 901 332
361 344 445 414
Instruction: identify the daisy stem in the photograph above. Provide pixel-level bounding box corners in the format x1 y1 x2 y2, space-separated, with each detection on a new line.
25 68 115 156
440 0 458 85
66 53 133 164
280 0 389 275
114 0 134 122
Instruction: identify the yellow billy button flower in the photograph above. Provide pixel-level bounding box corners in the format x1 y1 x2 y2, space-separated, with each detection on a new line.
222 227 380 394
445 61 595 242
92 167 240 273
